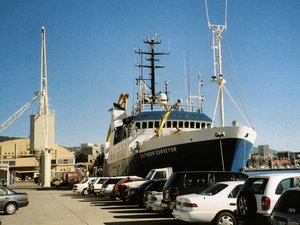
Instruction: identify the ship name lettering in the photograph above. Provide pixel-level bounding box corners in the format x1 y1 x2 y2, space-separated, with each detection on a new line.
140 147 177 159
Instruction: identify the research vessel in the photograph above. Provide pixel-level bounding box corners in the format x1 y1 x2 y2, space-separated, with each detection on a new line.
103 17 256 177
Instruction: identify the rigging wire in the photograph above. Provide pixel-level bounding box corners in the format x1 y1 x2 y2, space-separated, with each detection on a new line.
224 35 255 129
205 0 228 28
223 85 254 129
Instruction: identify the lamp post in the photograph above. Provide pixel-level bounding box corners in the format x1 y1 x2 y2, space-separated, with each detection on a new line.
215 132 225 171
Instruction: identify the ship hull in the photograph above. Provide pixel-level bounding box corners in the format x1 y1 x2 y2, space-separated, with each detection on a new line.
103 126 256 177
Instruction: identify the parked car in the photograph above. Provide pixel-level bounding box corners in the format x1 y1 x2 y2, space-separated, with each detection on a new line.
144 179 167 212
270 188 300 225
173 181 244 225
51 178 64 187
125 180 157 205
118 167 172 203
0 187 29 215
72 177 97 195
101 177 129 198
113 176 144 199
161 171 248 213
237 172 300 225
88 177 109 196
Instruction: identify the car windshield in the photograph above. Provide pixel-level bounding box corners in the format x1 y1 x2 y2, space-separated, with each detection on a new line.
200 183 227 195
98 178 108 184
145 170 155 180
80 177 88 183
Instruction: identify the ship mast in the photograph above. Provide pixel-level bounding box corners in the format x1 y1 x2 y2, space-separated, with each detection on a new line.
135 35 169 110
205 0 227 127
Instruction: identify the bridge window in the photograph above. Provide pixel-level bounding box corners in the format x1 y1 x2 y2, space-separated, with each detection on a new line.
196 122 200 129
190 122 195 128
201 123 206 129
179 121 183 128
149 121 153 128
142 122 147 129
184 121 189 128
173 121 177 128
136 122 140 129
167 121 171 128
155 121 160 128
207 123 211 128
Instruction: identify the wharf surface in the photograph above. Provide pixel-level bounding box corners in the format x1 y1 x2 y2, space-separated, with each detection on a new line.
1 182 246 225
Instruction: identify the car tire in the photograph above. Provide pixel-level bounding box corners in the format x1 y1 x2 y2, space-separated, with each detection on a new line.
237 191 257 219
214 211 236 225
5 202 17 215
82 188 89 196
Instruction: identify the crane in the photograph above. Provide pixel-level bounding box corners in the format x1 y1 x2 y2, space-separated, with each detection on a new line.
155 100 180 137
0 91 42 134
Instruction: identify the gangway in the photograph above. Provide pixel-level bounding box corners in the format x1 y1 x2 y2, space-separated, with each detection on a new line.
0 91 42 134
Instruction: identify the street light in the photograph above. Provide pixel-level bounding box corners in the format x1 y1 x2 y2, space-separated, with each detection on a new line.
215 132 225 171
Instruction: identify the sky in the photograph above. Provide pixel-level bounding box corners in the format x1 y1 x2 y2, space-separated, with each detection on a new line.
0 0 300 151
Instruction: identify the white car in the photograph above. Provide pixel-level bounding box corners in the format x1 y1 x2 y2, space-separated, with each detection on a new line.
89 177 109 195
237 172 300 224
173 181 244 225
72 177 97 195
145 191 163 212
100 177 127 198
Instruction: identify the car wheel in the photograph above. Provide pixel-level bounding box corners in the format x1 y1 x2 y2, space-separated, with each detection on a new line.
82 188 89 196
237 191 257 219
5 202 17 215
214 212 236 225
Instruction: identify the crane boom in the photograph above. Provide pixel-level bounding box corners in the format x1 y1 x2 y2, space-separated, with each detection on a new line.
155 101 179 137
0 92 42 134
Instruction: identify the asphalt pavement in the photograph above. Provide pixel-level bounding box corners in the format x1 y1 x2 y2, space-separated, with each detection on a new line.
0 182 245 225
0 183 177 225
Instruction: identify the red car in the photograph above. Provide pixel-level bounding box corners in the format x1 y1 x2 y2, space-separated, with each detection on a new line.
112 176 144 199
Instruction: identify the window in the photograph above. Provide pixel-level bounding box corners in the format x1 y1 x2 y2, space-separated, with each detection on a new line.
229 184 243 198
167 121 171 128
155 121 160 128
0 188 6 195
135 122 140 129
142 122 147 129
276 178 293 195
243 178 268 194
173 121 178 128
201 123 206 129
149 121 153 128
190 122 195 128
184 121 189 128
179 121 183 128
201 183 228 196
196 122 200 128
